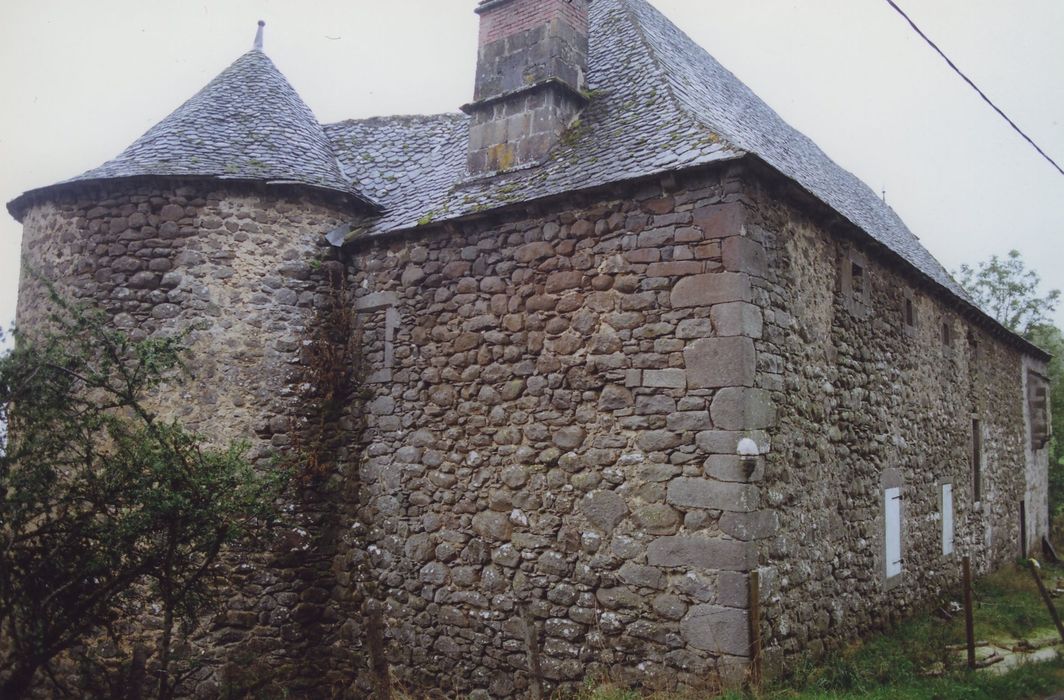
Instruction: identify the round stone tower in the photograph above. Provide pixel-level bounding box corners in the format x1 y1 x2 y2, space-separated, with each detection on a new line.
7 23 377 695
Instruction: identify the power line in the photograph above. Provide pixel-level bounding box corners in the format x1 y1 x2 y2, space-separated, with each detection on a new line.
884 0 1064 178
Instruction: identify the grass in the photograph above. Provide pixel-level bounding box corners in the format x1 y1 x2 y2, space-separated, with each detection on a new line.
568 561 1064 700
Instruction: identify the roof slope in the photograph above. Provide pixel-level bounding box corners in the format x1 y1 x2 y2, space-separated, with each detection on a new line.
327 0 745 234
622 0 972 302
329 0 974 304
9 49 376 218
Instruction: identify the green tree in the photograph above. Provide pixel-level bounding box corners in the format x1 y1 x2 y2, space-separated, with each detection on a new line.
957 250 1063 525
956 249 1060 335
1028 324 1064 515
0 295 284 698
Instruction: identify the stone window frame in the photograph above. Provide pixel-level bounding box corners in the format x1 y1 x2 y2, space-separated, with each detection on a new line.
902 289 918 337
938 479 955 558
971 416 984 505
1028 370 1051 451
967 328 982 367
941 316 954 349
879 468 906 591
354 291 399 384
838 246 871 318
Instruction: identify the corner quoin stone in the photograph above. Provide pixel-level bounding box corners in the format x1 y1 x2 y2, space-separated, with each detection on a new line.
692 202 745 239
666 477 760 512
681 604 751 656
710 387 777 430
670 272 752 308
711 301 763 338
684 337 756 388
647 535 757 571
719 510 780 541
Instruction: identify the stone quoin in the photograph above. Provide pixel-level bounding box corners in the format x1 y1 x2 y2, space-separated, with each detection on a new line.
8 0 1053 697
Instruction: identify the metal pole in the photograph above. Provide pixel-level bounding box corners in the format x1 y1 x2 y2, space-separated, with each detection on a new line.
748 569 762 689
519 602 544 700
1027 559 1064 643
962 555 976 670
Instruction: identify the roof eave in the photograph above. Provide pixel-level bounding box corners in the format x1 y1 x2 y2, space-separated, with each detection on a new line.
7 174 381 223
739 154 1052 362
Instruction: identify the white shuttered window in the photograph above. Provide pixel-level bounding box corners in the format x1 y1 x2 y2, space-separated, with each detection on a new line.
885 487 902 579
942 483 954 556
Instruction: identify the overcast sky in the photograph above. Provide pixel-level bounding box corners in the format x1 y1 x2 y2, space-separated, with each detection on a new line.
2 0 1062 343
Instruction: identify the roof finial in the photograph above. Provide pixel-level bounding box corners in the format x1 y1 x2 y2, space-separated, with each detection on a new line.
253 20 265 51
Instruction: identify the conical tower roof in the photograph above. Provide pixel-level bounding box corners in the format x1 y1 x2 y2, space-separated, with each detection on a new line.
8 25 375 219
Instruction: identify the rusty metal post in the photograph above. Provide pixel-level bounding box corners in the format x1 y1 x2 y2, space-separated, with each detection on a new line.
748 569 763 689
1027 558 1064 643
518 602 545 700
962 555 976 670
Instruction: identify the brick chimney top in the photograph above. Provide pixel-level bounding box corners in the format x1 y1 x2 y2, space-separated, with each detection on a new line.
463 0 589 174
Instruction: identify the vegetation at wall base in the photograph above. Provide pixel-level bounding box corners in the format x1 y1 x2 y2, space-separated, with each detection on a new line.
556 563 1064 700
0 289 284 698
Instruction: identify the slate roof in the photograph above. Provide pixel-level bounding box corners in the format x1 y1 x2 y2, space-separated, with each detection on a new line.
328 0 743 236
328 0 970 306
6 0 1043 355
8 48 377 218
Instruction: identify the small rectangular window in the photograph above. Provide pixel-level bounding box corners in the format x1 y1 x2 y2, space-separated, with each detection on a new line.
972 419 982 501
885 487 902 579
851 262 865 296
904 298 915 327
942 483 954 556
1030 380 1050 449
942 322 952 347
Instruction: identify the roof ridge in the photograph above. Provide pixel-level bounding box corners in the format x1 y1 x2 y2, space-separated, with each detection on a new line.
324 113 468 129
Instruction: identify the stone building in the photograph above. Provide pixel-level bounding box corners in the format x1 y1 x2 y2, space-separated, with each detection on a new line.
8 0 1053 697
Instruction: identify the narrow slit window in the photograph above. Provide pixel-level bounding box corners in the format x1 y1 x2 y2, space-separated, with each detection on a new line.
942 322 952 346
904 298 915 327
972 419 982 502
885 487 902 579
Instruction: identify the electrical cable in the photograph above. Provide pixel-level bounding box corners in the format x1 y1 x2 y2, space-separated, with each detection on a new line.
885 0 1064 178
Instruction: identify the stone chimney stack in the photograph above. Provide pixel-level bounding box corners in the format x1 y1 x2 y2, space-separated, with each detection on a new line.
464 0 589 174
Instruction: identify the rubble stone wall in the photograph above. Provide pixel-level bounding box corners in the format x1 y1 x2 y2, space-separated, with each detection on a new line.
14 166 1049 698
341 166 771 697
744 175 1040 671
17 180 361 697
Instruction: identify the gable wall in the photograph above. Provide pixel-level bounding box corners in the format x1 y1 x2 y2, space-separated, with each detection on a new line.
342 166 774 697
742 171 1045 672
